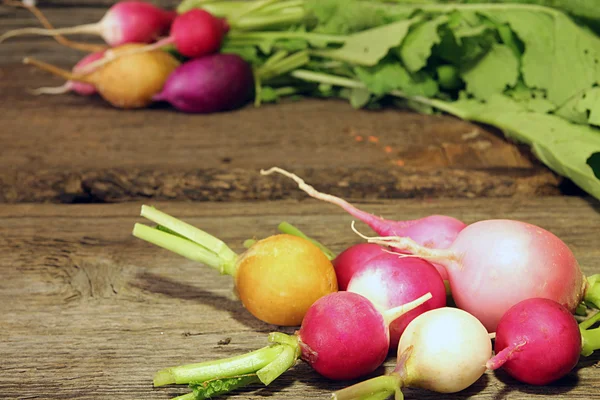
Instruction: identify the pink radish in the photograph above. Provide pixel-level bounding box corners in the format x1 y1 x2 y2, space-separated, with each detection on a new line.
0 1 176 46
359 219 588 332
347 252 447 350
260 167 467 280
152 291 433 395
333 307 492 399
487 298 600 385
30 50 105 96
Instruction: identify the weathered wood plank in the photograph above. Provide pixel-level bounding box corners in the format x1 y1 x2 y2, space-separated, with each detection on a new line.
0 197 599 399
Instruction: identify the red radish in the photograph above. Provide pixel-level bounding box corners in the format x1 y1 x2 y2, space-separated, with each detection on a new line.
259 167 467 279
333 307 492 399
152 53 255 113
486 298 600 385
0 1 176 46
78 9 227 74
30 50 105 96
359 219 588 332
332 243 387 290
347 252 447 349
23 44 181 109
152 291 433 392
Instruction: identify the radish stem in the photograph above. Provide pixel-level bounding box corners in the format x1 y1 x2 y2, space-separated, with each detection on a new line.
133 205 238 276
277 221 336 260
580 311 600 356
584 274 600 309
332 375 399 400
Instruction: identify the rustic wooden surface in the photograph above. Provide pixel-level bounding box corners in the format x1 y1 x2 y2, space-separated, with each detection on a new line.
1 197 600 400
0 2 571 204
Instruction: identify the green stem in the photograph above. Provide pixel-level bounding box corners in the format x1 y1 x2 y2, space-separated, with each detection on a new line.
258 51 310 81
153 344 285 386
290 69 470 119
580 311 600 356
277 221 336 260
171 392 197 400
332 375 400 400
230 10 307 31
584 274 600 309
227 30 347 44
134 205 238 276
228 0 284 25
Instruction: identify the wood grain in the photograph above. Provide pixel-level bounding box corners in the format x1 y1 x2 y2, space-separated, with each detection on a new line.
1 197 599 399
0 2 570 203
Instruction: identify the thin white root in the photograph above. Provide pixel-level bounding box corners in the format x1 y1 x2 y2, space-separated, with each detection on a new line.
29 83 70 95
488 332 496 340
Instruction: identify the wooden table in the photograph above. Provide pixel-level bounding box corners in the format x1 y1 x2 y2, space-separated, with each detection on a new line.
1 2 599 399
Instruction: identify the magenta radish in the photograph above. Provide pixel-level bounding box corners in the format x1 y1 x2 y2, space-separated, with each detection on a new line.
333 307 492 399
259 167 467 279
347 252 447 349
487 298 600 385
359 219 588 332
30 50 105 96
332 243 386 290
152 53 255 113
152 291 433 396
0 1 176 46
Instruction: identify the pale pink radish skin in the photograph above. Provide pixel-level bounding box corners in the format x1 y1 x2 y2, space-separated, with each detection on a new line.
333 307 492 399
347 253 447 350
487 298 582 385
332 243 387 290
296 291 432 380
362 219 588 332
0 1 176 46
31 51 105 96
259 167 467 280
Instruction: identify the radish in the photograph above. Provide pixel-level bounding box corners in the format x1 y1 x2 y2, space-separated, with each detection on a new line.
347 252 447 349
77 8 227 74
487 297 600 385
0 1 176 46
358 219 588 332
152 53 255 113
132 205 338 326
30 50 105 96
23 44 180 109
333 307 492 399
152 291 433 398
332 243 387 290
260 167 467 280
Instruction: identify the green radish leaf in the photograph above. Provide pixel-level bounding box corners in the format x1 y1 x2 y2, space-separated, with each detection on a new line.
312 17 422 66
355 62 439 97
461 44 520 100
398 15 450 72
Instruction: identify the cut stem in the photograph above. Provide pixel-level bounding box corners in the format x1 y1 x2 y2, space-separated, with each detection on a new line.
382 292 432 326
580 311 600 356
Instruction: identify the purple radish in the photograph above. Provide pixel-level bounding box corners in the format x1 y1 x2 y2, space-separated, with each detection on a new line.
486 298 600 385
152 53 255 113
333 243 387 290
347 252 447 350
259 167 467 279
30 50 105 96
0 1 176 46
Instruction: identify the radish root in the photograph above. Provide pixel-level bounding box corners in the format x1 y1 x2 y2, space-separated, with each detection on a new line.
2 0 107 52
28 83 70 95
350 221 455 263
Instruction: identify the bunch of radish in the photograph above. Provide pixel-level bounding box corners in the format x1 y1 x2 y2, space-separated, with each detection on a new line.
2 0 265 112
